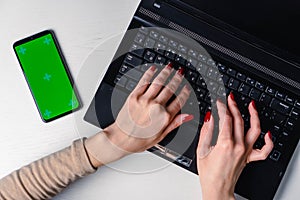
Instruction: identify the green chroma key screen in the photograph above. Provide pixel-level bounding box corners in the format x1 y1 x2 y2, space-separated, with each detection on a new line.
14 30 80 122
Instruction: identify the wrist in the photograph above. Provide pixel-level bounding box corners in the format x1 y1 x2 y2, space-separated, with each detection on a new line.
202 190 235 200
85 124 130 168
201 181 235 200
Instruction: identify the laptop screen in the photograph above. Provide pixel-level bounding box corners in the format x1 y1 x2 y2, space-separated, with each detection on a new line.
181 0 300 62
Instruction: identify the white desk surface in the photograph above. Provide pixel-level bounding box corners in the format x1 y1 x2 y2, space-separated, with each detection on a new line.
0 0 299 199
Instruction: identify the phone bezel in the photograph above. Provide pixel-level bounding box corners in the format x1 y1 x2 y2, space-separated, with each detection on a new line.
13 30 81 122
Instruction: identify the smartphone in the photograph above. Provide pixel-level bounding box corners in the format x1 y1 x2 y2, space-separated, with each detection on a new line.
13 30 81 122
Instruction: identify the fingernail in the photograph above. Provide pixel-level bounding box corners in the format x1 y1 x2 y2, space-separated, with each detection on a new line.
182 114 194 123
229 92 235 101
166 62 173 70
177 67 184 76
267 130 272 139
204 111 211 122
251 100 257 110
150 65 156 72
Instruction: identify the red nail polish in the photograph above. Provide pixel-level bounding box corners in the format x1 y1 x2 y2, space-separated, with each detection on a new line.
183 114 194 123
251 100 257 110
166 62 173 70
177 67 184 76
204 111 211 122
229 92 235 101
267 131 272 139
150 65 156 71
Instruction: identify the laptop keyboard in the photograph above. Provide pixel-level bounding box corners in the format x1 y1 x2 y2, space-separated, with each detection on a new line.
113 26 299 163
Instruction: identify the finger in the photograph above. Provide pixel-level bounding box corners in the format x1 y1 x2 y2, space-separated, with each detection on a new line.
143 63 174 99
245 100 261 148
197 112 215 159
155 69 184 104
133 65 157 97
158 113 194 141
247 131 274 162
227 92 244 145
167 84 190 116
216 98 233 141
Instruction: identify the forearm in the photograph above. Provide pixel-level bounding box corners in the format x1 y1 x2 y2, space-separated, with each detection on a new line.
0 139 96 200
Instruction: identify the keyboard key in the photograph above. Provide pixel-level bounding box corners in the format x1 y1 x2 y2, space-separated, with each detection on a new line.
197 63 208 75
175 54 187 65
154 43 166 55
159 35 168 44
271 111 286 124
198 54 207 62
276 141 284 150
144 38 156 48
196 76 207 89
126 80 137 91
285 118 295 131
144 50 156 62
249 88 261 101
238 83 251 96
228 78 240 90
284 95 295 105
188 49 198 58
186 57 198 69
221 74 230 85
246 77 256 86
285 96 295 105
275 91 286 100
236 72 247 81
165 49 176 60
259 93 272 105
270 98 291 115
149 31 159 39
295 100 300 109
207 68 219 80
119 64 132 74
270 150 281 161
134 33 145 44
125 69 143 81
207 80 219 94
124 54 143 67
207 58 216 67
280 131 289 141
217 63 227 73
178 44 188 54
265 86 276 96
194 86 207 100
169 40 178 48
290 108 299 120
130 45 145 57
185 70 198 83
227 68 237 77
139 26 149 34
154 55 167 65
255 81 265 91
114 75 127 87
217 86 226 97
140 63 152 72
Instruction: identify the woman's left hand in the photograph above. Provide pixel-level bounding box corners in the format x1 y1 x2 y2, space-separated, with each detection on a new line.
86 63 194 167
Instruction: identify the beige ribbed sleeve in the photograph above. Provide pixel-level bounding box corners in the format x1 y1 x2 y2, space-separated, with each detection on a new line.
0 138 97 200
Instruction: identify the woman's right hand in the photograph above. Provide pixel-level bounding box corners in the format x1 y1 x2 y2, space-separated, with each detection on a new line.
197 93 274 200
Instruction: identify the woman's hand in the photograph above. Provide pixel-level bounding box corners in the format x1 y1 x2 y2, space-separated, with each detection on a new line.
197 93 274 200
86 63 194 167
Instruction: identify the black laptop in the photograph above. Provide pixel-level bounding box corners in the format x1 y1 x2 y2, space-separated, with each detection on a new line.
84 0 300 199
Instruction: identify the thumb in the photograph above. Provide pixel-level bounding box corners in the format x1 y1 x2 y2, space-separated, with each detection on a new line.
158 114 194 141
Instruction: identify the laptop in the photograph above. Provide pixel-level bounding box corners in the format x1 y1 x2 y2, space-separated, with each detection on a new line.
84 0 300 199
